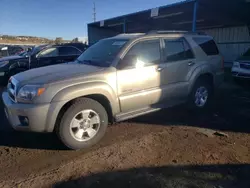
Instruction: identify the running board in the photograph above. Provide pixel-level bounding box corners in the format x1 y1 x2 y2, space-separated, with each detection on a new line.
115 107 161 122
115 99 186 122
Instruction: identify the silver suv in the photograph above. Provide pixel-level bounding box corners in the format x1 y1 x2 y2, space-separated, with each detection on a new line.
2 31 224 149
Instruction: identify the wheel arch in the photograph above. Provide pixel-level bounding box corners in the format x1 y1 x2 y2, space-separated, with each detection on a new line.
54 94 114 132
188 71 214 93
188 67 214 95
51 83 118 132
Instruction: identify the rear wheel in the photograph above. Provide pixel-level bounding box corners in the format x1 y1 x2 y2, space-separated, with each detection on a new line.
189 79 213 110
56 98 108 150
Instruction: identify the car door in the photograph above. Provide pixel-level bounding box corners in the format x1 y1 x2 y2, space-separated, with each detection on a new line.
58 46 82 63
117 38 164 113
160 37 196 101
36 47 59 67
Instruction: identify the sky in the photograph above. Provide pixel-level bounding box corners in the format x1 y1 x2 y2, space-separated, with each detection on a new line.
0 0 180 40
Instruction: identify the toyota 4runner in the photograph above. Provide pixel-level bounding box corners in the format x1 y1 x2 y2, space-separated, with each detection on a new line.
2 31 224 149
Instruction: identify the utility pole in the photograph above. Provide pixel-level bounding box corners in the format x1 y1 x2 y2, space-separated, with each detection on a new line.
93 1 96 22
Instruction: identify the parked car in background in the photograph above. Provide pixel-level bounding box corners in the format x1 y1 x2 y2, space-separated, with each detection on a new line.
232 48 250 82
0 43 88 84
0 45 25 58
2 31 224 150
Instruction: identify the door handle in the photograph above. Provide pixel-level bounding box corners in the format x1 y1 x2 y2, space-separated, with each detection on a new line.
188 61 195 66
156 67 164 72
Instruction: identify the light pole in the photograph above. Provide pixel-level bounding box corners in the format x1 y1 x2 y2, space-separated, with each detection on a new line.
93 1 96 22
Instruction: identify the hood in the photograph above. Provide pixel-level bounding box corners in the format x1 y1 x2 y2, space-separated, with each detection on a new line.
14 63 104 85
0 55 26 62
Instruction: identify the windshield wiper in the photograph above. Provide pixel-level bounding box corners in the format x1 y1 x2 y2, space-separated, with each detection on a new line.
75 59 91 65
83 59 94 65
82 60 97 66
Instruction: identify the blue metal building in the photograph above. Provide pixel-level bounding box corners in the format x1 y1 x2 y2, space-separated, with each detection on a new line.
87 0 250 63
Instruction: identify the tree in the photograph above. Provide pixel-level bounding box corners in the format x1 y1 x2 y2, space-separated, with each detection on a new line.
55 37 63 44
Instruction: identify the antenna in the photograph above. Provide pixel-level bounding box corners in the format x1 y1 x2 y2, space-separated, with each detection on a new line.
93 1 96 22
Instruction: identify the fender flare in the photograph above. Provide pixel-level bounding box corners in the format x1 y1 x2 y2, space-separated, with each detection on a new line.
187 64 214 94
51 82 120 115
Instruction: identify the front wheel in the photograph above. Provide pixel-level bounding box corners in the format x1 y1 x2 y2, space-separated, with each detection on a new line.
56 98 108 150
188 79 213 110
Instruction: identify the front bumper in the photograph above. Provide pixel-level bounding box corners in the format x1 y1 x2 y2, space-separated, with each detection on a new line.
231 67 250 79
2 91 65 132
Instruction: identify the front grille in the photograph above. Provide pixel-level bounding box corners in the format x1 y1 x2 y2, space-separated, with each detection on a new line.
240 63 250 70
7 77 18 102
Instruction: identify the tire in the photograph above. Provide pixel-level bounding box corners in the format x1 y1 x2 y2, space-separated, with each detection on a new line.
56 98 108 150
188 79 213 110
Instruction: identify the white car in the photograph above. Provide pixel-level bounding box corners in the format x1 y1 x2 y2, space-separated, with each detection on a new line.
232 48 250 81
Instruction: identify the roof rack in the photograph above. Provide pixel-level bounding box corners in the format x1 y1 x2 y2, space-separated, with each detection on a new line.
116 33 145 36
147 30 206 35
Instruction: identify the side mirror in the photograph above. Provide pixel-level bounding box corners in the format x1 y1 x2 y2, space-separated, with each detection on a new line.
118 55 137 69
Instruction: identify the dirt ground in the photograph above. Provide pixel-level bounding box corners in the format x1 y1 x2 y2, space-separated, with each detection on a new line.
0 82 250 188
0 39 48 45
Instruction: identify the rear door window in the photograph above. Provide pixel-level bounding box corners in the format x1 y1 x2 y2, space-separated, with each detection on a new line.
163 38 194 62
193 37 219 56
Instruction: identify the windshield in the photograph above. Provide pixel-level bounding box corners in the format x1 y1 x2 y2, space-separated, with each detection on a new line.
242 48 250 57
31 45 48 55
77 39 128 66
19 51 27 56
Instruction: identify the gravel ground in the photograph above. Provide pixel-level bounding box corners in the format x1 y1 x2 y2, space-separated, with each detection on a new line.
0 83 249 188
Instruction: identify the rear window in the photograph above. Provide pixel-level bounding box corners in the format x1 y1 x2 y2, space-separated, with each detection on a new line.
193 37 219 56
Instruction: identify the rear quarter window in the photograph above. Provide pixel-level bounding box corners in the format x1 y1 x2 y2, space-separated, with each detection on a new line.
193 37 219 56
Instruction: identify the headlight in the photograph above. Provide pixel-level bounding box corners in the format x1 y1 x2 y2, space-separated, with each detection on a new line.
0 61 9 68
17 85 45 101
232 61 240 68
